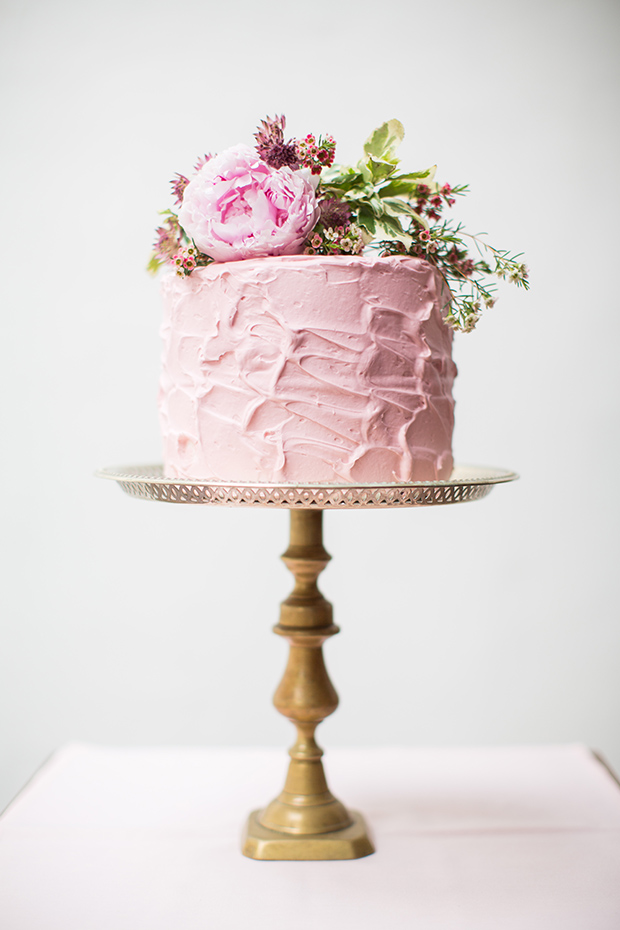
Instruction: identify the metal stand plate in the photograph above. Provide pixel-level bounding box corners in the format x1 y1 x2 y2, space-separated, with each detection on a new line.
97 464 517 508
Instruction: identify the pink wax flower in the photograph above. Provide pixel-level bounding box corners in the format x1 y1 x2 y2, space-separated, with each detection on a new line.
177 144 319 262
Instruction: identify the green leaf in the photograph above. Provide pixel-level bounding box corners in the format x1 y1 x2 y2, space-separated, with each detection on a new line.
369 196 386 217
382 199 428 225
382 197 413 215
357 205 376 235
368 157 398 183
376 213 406 238
321 167 365 192
379 169 434 197
363 119 405 160
359 159 373 184
147 253 162 275
377 179 417 198
397 168 436 182
318 185 347 199
339 186 373 204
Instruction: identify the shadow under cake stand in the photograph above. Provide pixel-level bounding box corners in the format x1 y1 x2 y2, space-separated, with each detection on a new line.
98 464 517 860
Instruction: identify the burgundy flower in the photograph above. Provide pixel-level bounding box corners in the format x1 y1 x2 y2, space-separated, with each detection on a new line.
255 115 300 169
319 197 351 229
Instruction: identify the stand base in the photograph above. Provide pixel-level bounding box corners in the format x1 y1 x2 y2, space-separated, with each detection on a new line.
241 810 374 861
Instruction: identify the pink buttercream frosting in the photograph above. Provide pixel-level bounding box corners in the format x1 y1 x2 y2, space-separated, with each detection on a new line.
158 254 457 483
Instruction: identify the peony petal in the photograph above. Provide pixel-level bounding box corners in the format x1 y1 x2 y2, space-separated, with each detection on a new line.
178 144 319 262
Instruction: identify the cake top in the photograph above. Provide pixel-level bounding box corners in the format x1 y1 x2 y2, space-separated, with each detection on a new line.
150 116 528 332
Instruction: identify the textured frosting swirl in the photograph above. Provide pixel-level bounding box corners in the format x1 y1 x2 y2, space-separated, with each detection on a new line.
158 254 457 483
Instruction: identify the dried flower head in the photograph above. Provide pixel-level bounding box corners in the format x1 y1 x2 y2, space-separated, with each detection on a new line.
254 115 300 169
153 214 183 262
170 174 190 207
319 197 351 229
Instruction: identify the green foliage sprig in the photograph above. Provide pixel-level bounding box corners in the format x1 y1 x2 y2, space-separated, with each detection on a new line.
320 120 528 331
320 120 432 244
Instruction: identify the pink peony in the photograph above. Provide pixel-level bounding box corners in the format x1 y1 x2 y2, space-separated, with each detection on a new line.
177 144 319 262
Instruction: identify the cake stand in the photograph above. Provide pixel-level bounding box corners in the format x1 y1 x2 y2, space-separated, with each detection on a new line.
97 464 516 860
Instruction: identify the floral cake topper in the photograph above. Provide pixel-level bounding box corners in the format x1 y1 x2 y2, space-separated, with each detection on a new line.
150 116 528 331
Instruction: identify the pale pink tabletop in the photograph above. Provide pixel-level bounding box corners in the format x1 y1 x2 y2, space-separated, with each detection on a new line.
1 745 620 929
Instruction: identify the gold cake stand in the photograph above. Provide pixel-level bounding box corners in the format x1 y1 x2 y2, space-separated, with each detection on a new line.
98 464 516 860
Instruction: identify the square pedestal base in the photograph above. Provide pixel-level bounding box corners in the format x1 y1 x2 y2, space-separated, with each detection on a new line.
241 809 375 860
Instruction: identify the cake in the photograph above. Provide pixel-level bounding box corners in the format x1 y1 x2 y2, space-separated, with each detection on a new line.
150 117 527 485
158 253 456 484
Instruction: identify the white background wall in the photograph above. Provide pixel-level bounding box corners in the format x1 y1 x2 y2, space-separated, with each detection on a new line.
1 0 619 811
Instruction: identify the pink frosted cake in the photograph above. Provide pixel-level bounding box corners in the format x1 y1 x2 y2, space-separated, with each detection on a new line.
151 117 527 484
158 254 456 484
